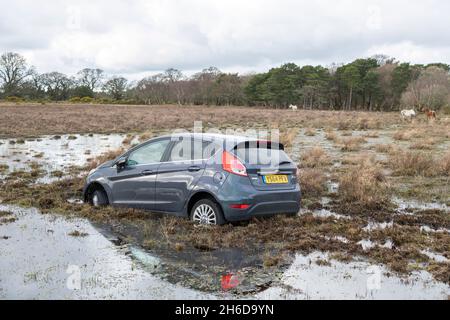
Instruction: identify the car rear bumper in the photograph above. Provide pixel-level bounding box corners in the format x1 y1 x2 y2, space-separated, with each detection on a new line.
218 177 301 221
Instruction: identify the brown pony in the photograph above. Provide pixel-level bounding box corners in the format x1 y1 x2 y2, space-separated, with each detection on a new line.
423 108 437 120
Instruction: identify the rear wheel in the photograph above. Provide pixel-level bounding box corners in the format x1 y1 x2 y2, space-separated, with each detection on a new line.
190 199 225 226
90 189 108 207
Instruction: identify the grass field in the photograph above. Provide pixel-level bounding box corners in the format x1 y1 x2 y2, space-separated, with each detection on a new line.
0 102 449 293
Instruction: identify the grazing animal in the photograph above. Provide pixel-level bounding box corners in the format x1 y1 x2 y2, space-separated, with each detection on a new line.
288 104 298 111
400 109 416 121
423 108 437 120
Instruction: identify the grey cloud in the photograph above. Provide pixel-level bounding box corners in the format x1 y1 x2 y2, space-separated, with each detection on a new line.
0 0 449 78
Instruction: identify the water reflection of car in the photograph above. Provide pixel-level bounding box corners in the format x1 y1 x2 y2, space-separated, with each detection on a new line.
83 133 301 225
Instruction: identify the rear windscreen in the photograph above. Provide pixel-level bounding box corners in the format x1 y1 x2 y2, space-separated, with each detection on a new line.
234 147 292 166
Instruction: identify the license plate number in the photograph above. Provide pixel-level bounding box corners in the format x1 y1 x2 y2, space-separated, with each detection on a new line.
263 175 289 184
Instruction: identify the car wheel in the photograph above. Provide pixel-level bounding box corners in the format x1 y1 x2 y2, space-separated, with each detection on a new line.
90 189 108 207
191 199 225 226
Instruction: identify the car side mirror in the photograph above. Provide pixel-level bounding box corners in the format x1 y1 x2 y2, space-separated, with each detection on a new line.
116 158 127 170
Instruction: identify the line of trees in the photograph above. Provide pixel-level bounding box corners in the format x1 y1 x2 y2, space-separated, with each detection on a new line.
1 52 449 111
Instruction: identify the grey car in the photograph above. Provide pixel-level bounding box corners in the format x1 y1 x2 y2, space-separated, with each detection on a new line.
83 133 301 225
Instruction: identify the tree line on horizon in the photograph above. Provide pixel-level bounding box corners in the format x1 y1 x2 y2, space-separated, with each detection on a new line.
1 52 450 112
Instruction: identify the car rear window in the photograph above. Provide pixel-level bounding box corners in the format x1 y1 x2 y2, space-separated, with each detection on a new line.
234 146 292 166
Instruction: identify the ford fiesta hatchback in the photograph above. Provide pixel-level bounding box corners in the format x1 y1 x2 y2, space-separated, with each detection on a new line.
83 133 301 225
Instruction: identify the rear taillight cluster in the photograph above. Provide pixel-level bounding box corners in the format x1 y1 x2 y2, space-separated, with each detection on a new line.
222 151 247 177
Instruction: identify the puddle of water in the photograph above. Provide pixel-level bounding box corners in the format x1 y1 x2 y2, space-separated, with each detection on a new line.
130 246 161 270
357 239 393 251
363 221 394 232
393 198 450 213
256 252 449 300
0 204 214 299
420 225 450 234
0 134 125 183
327 181 339 194
303 208 350 220
420 250 449 263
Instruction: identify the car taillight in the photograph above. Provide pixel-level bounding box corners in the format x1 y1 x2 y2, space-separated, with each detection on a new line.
222 151 247 176
229 204 250 210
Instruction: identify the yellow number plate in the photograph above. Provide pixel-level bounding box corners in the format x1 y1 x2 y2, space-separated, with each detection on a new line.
263 175 289 184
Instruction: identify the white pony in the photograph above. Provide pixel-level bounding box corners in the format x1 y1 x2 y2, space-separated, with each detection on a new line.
401 109 416 121
288 104 298 111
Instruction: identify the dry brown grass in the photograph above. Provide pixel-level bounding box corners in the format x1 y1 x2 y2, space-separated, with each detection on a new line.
340 136 367 152
439 152 450 176
279 128 299 148
0 103 402 138
304 128 316 136
300 147 331 168
409 138 437 150
324 130 338 142
375 144 394 153
339 160 390 209
389 151 435 177
393 129 423 141
298 168 327 198
86 148 126 171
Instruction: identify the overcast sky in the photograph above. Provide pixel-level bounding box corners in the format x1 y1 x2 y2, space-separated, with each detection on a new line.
2 0 450 79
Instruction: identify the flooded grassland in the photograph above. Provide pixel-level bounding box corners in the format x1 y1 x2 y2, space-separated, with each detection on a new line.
0 103 449 299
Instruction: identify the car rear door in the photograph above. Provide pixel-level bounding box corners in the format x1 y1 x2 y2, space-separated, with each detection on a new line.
154 137 214 213
110 138 170 209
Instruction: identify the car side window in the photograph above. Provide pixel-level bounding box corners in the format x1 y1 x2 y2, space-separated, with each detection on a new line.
127 139 170 166
168 139 217 162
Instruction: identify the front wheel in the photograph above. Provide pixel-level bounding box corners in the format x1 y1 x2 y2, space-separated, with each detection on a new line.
190 199 226 226
90 189 108 207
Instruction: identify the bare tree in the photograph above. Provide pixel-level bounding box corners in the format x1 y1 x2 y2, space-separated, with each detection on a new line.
401 66 450 110
0 52 33 96
163 68 184 105
40 72 74 101
76 68 104 91
103 77 128 100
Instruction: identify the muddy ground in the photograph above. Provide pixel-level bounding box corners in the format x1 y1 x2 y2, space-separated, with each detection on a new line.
0 103 449 299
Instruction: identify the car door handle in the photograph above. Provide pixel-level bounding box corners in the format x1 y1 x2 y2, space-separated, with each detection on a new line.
188 166 201 172
141 170 154 176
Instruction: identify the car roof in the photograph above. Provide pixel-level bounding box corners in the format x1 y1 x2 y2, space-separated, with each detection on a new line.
158 133 261 144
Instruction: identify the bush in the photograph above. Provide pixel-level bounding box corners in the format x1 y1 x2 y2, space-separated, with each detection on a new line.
80 96 94 103
5 96 24 103
96 98 113 104
441 105 450 115
69 97 81 103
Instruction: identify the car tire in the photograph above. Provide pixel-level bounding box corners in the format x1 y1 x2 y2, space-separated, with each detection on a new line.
90 189 108 207
190 198 226 226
